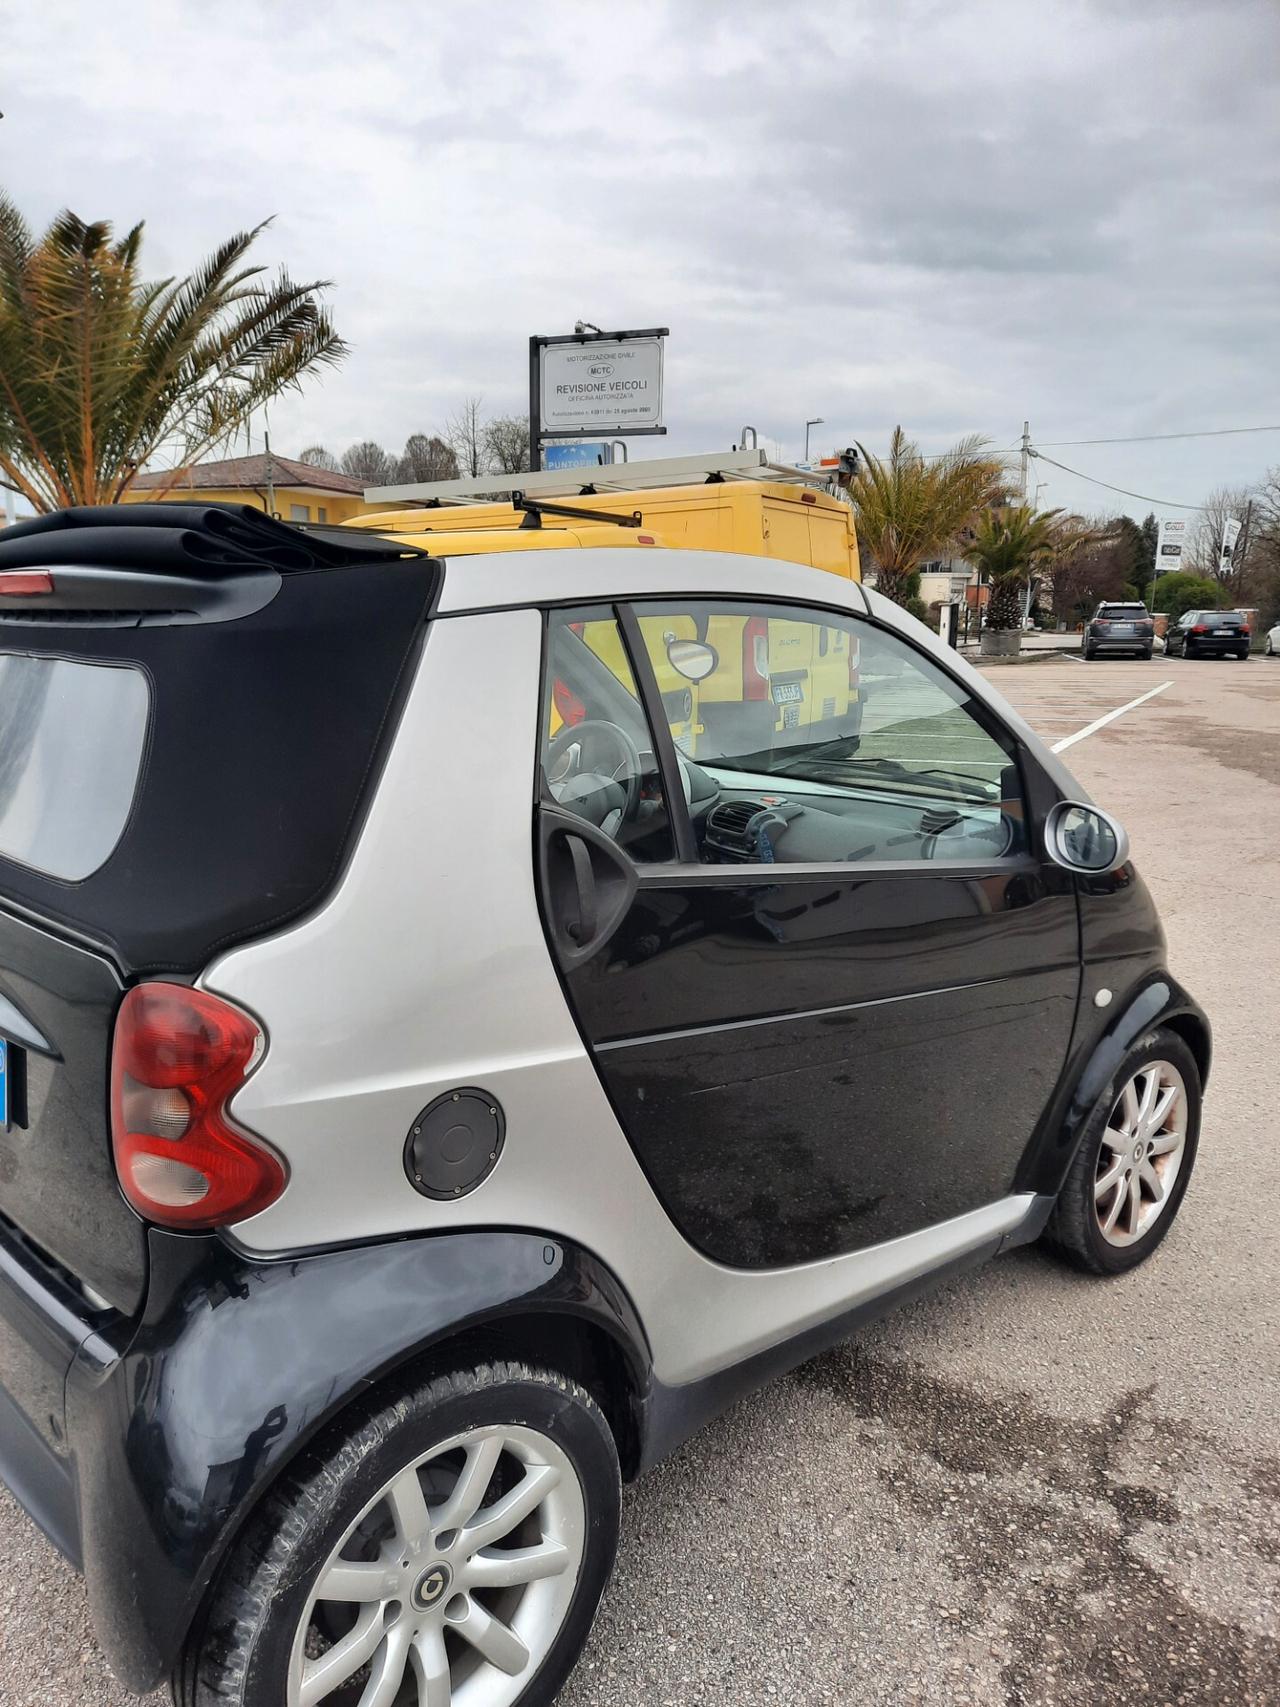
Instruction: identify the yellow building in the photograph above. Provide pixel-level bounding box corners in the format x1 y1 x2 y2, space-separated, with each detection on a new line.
124 453 373 523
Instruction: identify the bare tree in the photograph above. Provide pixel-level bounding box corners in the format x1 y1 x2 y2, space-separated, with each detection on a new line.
341 441 397 486
447 397 486 480
397 433 459 483
1191 484 1258 599
298 444 340 470
1043 516 1133 624
483 415 531 475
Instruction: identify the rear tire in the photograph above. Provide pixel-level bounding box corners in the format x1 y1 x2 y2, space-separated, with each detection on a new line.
174 1361 621 1707
1042 1028 1201 1277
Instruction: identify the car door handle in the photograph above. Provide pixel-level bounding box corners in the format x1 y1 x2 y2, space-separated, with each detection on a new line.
538 807 639 968
564 835 598 945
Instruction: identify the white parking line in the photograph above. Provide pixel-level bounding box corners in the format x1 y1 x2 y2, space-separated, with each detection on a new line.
1050 680 1174 752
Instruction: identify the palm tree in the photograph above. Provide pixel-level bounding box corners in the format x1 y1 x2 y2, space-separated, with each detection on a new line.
0 197 347 511
847 427 1005 607
961 504 1089 633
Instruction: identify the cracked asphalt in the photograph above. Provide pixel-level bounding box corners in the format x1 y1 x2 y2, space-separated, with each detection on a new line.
2 655 1278 1705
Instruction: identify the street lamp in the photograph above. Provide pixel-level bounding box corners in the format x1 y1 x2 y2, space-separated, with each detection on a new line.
804 418 824 462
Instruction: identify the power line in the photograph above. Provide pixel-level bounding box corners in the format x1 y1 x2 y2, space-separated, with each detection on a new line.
1036 424 1280 447
1029 449 1203 511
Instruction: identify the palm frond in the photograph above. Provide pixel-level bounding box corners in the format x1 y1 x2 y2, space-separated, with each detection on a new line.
0 199 347 509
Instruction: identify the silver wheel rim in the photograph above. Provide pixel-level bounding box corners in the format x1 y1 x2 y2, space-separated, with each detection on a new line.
287 1423 585 1707
1094 1059 1188 1247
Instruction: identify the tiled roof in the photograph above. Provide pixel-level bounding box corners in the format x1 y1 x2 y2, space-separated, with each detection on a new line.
132 454 366 495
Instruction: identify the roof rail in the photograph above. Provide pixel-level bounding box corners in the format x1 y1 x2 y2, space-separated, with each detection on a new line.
364 448 850 507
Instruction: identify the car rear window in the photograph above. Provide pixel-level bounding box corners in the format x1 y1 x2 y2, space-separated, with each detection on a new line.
1199 612 1244 627
1097 606 1147 618
0 653 148 880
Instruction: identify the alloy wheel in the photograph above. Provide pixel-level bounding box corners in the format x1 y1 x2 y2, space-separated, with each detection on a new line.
1094 1059 1188 1247
288 1424 585 1707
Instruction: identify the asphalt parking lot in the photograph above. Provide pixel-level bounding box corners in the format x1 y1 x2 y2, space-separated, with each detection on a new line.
3 655 1279 1707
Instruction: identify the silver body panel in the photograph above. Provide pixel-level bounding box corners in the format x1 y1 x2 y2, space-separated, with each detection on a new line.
206 549 1065 1387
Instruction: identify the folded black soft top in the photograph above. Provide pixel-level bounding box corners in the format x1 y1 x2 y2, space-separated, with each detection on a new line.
0 502 426 577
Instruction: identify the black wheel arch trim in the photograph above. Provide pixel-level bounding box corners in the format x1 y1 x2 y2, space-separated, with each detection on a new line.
1013 971 1210 1200
62 1224 653 1693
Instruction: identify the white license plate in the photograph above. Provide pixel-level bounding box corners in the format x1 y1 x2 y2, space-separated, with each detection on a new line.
772 682 804 705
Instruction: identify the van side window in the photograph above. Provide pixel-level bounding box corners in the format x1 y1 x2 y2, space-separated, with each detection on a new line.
540 608 675 862
629 601 1025 867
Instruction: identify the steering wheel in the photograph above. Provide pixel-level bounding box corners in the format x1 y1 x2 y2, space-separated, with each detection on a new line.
546 719 643 837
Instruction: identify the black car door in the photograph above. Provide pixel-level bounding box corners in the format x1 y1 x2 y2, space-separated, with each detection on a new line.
536 598 1082 1270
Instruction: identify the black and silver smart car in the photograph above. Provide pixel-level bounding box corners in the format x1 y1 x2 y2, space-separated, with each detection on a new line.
1164 609 1252 659
0 506 1209 1707
1083 600 1155 659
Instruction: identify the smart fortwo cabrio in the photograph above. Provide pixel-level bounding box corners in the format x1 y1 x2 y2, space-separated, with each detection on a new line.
0 506 1209 1707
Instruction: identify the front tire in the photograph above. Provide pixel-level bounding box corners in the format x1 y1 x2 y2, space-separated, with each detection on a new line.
1042 1028 1201 1276
176 1361 621 1707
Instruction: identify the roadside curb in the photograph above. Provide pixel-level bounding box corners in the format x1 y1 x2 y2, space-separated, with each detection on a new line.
960 647 1081 667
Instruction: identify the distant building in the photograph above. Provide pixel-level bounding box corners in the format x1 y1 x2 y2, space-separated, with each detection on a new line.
917 556 984 611
123 453 373 524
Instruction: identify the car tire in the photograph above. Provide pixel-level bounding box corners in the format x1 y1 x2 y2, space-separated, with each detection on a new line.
1083 645 1096 660
173 1360 621 1707
1266 637 1274 656
1042 1028 1201 1277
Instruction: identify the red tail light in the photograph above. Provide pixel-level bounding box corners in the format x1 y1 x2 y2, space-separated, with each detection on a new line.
1192 624 1209 634
1241 624 1251 635
111 984 285 1228
0 571 54 595
742 616 770 702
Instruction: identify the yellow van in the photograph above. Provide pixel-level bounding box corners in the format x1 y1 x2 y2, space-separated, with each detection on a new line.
351 478 860 580
344 475 862 751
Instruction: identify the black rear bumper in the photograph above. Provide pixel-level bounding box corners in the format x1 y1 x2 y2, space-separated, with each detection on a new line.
0 1217 651 1694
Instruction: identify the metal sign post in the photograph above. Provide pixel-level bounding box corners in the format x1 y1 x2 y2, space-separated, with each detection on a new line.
529 327 668 471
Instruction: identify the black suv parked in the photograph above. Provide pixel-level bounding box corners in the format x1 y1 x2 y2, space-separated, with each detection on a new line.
1164 610 1252 659
1083 601 1155 660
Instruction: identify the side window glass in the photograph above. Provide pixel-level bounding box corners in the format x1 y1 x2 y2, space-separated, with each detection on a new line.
541 607 675 862
629 601 1025 868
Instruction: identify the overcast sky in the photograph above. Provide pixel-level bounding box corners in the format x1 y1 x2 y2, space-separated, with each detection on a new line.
5 0 1279 519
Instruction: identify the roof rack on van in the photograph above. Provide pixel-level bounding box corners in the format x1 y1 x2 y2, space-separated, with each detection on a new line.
364 448 854 507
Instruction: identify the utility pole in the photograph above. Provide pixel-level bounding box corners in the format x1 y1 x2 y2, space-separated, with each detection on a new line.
1020 421 1033 627
805 418 824 463
264 430 277 517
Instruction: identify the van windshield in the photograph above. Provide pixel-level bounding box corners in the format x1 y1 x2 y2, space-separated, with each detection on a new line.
0 653 149 880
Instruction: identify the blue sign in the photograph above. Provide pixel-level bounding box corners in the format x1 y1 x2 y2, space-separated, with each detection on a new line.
543 443 609 470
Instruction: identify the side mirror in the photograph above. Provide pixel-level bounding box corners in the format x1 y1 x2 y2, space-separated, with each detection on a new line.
667 637 719 682
1044 801 1130 874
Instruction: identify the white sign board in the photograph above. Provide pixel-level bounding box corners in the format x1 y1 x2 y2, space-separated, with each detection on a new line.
1155 517 1190 576
1219 515 1242 573
540 338 664 433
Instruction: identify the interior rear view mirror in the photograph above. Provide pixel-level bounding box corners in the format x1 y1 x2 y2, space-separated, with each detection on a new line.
666 638 719 682
1044 801 1130 873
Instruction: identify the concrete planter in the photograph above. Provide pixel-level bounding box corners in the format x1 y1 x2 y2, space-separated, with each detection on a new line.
979 629 1021 658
